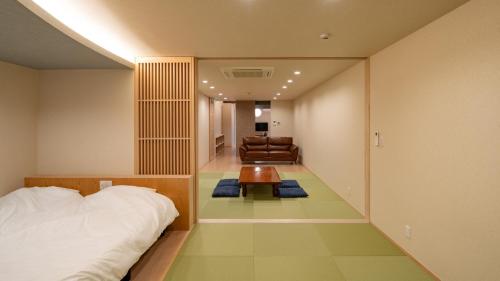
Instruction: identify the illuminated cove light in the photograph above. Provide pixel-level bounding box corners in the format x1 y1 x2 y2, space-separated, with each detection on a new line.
29 0 136 64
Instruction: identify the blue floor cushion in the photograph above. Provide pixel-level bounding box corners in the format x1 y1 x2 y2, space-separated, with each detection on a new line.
278 187 308 198
212 185 240 197
217 179 240 186
279 180 300 188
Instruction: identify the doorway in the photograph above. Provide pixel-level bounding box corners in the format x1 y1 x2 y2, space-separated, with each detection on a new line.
196 58 367 221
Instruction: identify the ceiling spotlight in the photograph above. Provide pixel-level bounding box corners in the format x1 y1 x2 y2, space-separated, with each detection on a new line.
273 97 277 100
320 32 330 40
276 93 281 96
210 86 215 89
294 71 301 75
282 85 287 89
202 80 208 84
223 97 228 100
287 79 293 83
218 93 223 96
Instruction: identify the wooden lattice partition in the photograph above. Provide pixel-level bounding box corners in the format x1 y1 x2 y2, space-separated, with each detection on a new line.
135 57 196 175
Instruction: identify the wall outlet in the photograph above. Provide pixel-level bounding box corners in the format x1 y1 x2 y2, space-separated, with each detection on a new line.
405 225 412 239
99 180 113 190
347 186 352 196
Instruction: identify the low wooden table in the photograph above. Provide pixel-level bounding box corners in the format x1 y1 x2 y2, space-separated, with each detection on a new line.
239 166 282 197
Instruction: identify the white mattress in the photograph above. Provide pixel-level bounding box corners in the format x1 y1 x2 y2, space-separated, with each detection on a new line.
0 185 179 281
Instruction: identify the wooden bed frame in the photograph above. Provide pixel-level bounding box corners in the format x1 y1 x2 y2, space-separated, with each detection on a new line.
24 175 193 231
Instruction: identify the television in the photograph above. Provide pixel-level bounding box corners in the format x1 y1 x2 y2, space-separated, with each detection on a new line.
255 122 268 132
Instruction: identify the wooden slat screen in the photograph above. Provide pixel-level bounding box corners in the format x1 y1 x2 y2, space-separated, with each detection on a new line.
135 57 195 175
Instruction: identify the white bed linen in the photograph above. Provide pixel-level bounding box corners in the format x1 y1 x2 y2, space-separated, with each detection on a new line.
0 185 179 281
0 187 83 235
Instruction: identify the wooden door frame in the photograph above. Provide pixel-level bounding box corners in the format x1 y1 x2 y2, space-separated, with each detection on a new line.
193 56 371 222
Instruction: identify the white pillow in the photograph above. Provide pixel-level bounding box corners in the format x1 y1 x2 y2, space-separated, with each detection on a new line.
0 187 83 235
83 185 179 229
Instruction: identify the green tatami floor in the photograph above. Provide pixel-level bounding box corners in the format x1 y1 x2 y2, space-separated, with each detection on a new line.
164 223 435 281
199 171 363 219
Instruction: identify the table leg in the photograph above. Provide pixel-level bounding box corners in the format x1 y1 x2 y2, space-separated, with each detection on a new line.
273 184 279 197
242 184 247 197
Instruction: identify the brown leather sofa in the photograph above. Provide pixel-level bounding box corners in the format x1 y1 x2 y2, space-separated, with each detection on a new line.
239 137 298 163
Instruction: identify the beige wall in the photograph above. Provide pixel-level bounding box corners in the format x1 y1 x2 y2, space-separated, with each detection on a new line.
37 70 134 175
370 0 500 280
270 100 293 137
236 101 255 150
0 61 38 196
294 61 366 215
198 93 210 168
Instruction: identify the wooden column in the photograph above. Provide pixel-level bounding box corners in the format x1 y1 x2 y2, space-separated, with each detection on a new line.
135 56 197 223
135 57 196 176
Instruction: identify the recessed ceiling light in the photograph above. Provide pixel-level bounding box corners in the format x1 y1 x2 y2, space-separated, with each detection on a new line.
287 79 293 83
282 85 287 89
294 71 301 75
202 80 208 84
210 86 215 89
273 97 277 100
276 93 281 96
320 32 330 40
218 93 223 96
223 97 228 100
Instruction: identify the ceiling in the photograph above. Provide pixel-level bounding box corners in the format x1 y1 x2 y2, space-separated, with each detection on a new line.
0 0 128 69
21 0 468 60
198 59 360 100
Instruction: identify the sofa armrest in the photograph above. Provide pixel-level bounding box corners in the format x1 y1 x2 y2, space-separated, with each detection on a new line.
239 145 248 160
289 144 299 160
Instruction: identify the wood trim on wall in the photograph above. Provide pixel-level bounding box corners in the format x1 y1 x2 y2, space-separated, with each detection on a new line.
24 176 193 230
364 58 371 220
192 58 198 223
371 223 441 280
197 57 367 61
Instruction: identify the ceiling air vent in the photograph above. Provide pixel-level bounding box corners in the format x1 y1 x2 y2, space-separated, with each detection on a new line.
221 67 274 79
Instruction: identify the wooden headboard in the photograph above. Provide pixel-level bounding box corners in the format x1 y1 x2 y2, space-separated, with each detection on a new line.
24 176 193 231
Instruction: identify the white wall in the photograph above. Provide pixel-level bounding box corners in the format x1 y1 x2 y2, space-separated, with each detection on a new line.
37 70 134 175
294 61 366 215
214 100 223 136
270 100 293 137
370 0 500 280
255 108 270 124
255 108 271 135
222 103 236 147
0 61 38 196
198 93 210 168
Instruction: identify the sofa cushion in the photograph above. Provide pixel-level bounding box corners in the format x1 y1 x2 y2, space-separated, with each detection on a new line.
246 151 269 157
269 145 290 151
247 144 268 151
268 137 293 145
268 151 292 158
243 137 268 145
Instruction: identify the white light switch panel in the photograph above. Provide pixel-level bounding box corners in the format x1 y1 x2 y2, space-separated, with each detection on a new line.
99 180 113 190
374 131 380 147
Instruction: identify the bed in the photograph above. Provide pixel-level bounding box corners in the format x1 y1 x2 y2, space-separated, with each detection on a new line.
0 176 192 281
